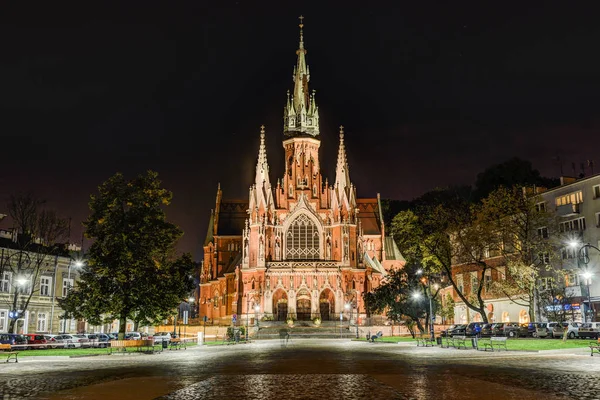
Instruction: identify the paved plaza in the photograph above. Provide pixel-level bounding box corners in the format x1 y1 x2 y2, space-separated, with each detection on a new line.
0 340 598 399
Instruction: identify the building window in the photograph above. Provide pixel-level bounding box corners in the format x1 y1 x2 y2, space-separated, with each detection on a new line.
559 217 586 232
62 278 74 297
0 310 6 332
456 274 464 294
565 271 579 287
484 271 492 290
0 272 10 293
40 277 52 297
561 247 577 260
555 191 583 207
502 311 510 322
497 267 506 281
539 277 553 291
537 227 549 239
535 202 546 212
37 313 47 332
596 212 600 228
593 185 600 199
538 252 550 264
470 272 478 293
285 213 320 260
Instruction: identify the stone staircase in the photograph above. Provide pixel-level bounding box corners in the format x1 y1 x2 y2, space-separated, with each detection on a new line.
254 321 358 339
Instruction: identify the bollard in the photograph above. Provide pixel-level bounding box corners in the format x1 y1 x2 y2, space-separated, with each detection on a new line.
198 332 204 345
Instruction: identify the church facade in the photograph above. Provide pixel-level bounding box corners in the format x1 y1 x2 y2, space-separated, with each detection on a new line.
199 20 404 326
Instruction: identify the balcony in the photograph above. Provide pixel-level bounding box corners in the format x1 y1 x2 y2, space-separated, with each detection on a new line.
556 203 580 217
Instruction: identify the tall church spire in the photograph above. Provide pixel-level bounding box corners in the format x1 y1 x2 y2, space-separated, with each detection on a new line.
283 16 320 137
335 125 351 192
255 125 270 187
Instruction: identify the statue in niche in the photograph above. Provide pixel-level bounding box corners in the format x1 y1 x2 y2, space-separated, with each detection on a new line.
290 276 295 290
259 238 264 260
313 275 318 289
244 239 249 263
277 276 283 287
266 277 271 291
301 275 306 286
275 239 281 260
336 274 341 290
326 239 331 260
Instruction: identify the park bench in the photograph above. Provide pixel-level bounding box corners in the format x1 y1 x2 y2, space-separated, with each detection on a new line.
481 336 508 352
589 340 600 356
367 331 383 343
109 339 157 354
416 334 436 347
0 344 18 363
450 335 468 349
169 338 187 350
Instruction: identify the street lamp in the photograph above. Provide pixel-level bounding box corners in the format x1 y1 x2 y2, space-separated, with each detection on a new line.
62 258 85 333
570 242 600 323
415 269 436 341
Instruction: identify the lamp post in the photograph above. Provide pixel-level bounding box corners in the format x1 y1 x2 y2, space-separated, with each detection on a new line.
62 258 84 333
416 269 436 341
345 303 351 337
569 242 599 323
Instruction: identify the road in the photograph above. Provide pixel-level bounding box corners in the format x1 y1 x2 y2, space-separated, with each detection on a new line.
0 339 598 399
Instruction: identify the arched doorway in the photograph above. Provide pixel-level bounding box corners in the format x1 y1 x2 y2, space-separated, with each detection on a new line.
519 309 529 324
319 288 335 321
296 289 312 320
272 289 288 321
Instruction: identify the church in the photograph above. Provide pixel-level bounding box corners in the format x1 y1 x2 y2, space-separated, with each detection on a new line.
199 18 404 326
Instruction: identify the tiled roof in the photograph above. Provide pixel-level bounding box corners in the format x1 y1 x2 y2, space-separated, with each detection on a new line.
216 201 248 236
384 237 405 262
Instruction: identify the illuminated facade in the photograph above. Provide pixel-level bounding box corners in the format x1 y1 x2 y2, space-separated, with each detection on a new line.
199 19 404 325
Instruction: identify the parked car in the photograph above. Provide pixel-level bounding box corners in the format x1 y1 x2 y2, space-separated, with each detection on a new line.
44 334 66 349
85 333 111 348
124 332 143 340
578 322 600 339
551 322 580 339
153 332 172 344
108 333 119 340
465 322 484 337
520 322 549 338
492 322 521 337
0 334 27 347
448 324 467 337
23 334 48 350
440 325 456 337
479 324 494 337
58 334 88 348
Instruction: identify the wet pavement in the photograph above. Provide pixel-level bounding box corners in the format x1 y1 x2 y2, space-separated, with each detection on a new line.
0 339 598 399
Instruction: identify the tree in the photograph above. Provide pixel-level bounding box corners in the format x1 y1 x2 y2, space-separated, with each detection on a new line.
1 194 69 333
60 171 195 337
473 157 559 201
364 264 430 338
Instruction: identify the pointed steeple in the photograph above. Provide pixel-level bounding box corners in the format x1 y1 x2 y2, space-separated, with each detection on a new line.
255 125 270 187
283 16 319 137
335 125 351 192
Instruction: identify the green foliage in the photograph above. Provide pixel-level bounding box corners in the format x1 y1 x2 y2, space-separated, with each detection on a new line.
439 293 455 323
59 171 195 333
363 267 428 335
473 157 559 201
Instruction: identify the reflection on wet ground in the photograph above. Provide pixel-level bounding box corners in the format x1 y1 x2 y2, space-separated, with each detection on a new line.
0 339 597 399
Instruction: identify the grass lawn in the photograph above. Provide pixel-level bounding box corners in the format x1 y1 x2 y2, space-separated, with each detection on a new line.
12 342 198 357
499 338 594 351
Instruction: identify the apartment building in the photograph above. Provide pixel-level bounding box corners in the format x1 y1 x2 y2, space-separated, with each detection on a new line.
452 174 600 324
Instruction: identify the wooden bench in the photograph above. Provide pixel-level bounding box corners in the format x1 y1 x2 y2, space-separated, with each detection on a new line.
416 334 436 347
450 335 468 349
481 336 508 352
368 331 383 343
109 339 157 354
589 340 600 357
169 338 187 350
0 344 18 363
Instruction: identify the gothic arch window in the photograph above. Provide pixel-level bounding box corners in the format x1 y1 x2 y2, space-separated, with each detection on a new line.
285 213 320 260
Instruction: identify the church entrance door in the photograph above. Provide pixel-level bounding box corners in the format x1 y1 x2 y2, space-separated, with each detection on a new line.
277 302 288 321
297 299 311 320
319 288 335 321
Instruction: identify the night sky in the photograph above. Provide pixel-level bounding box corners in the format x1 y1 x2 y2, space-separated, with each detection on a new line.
1 2 599 259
